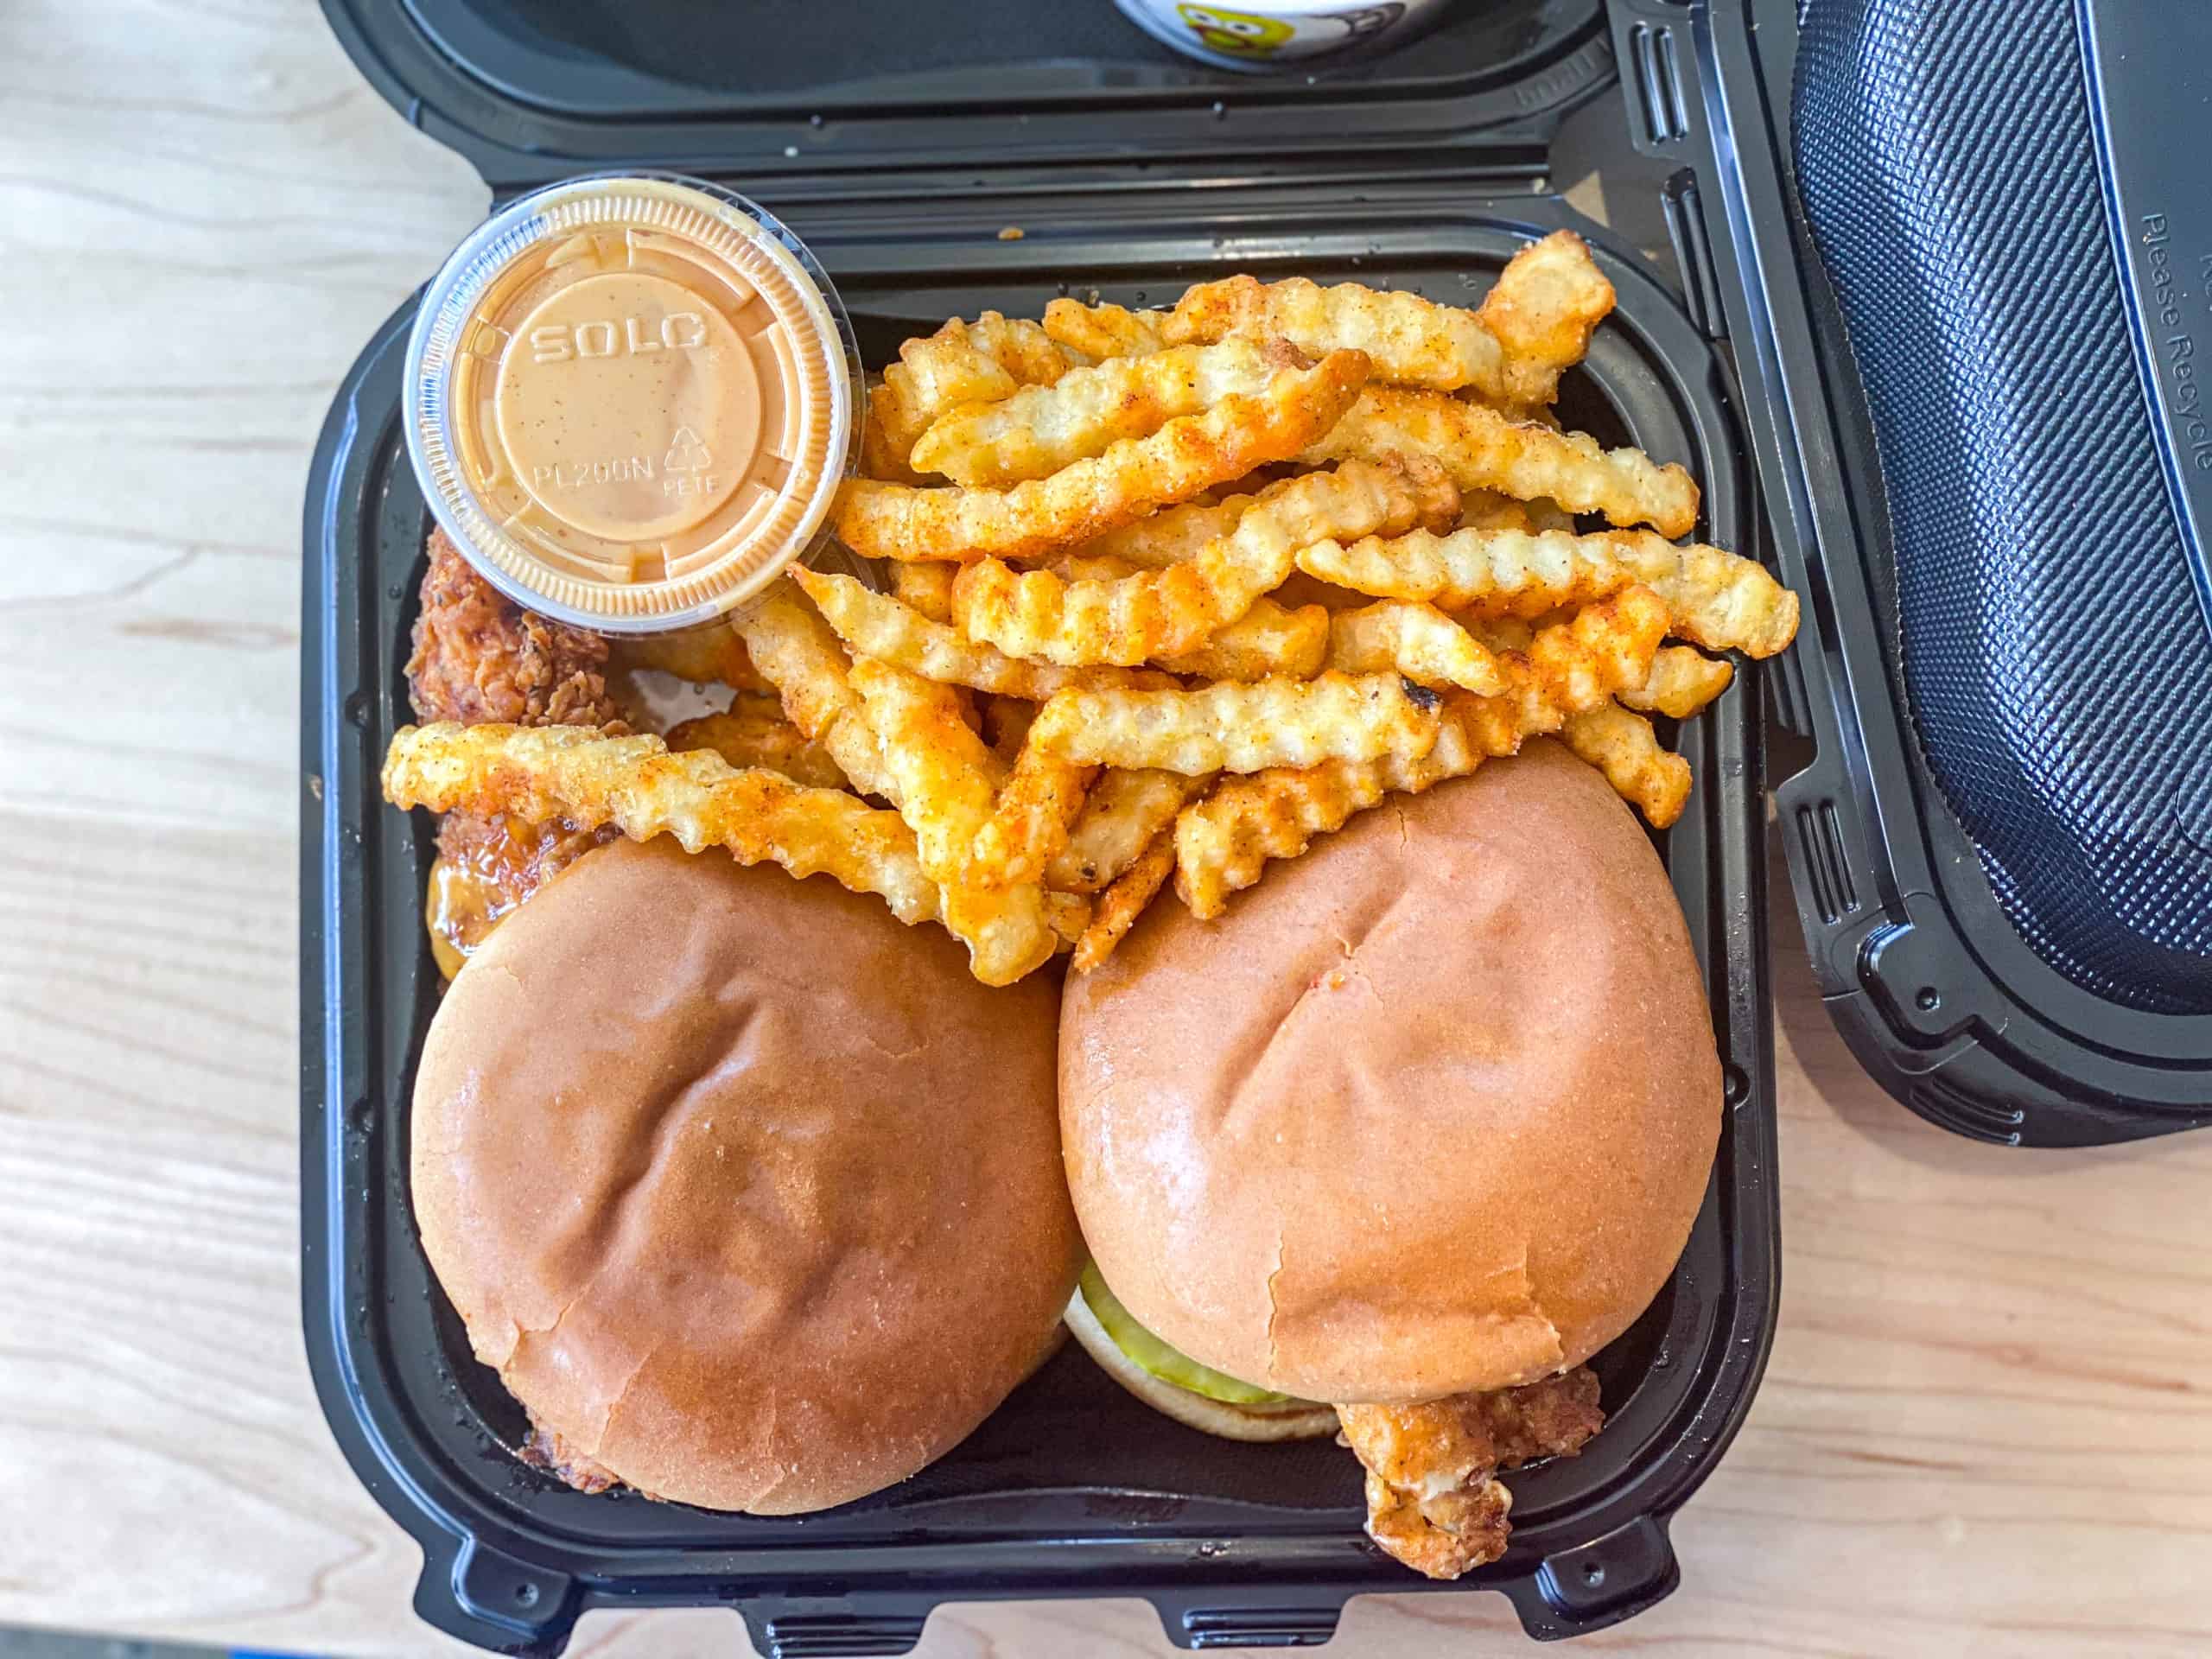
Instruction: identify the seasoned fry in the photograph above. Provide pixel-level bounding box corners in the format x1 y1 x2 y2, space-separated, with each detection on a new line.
912 339 1315 487
849 656 1059 985
1297 524 1797 658
1166 273 1509 397
835 348 1370 563
981 696 1036 772
1071 832 1177 971
666 701 850 791
1154 596 1330 681
1171 594 1663 915
862 383 930 485
1270 569 1377 612
1028 672 1440 774
1045 551 1145 582
790 568 1175 700
880 312 1079 461
731 581 897 802
1475 230 1617 407
1562 703 1694 828
1043 296 1168 359
1497 585 1669 728
1324 601 1506 695
1300 387 1699 537
382 722 942 926
1076 480 1290 569
970 743 1098 888
888 558 957 624
1172 702 1502 919
1622 646 1734 720
1046 767 1209 893
1455 490 1532 532
950 457 1451 666
608 623 769 694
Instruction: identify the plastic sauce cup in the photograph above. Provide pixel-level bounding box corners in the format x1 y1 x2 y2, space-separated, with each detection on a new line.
405 175 861 633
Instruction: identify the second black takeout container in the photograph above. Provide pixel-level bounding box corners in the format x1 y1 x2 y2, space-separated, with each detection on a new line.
301 0 2212 1652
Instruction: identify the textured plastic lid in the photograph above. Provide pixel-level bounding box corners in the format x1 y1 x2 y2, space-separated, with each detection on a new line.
405 174 859 632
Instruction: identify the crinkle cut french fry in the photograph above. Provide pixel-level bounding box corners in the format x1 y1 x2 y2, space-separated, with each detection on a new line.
1043 296 1169 359
790 568 1175 701
835 348 1370 563
1029 671 1440 774
1475 230 1617 408
1046 766 1210 893
1046 551 1145 583
982 696 1037 772
879 312 1078 461
1166 273 1510 397
1077 482 1288 569
1154 597 1329 681
863 383 931 485
1497 584 1669 728
382 722 943 927
608 622 768 694
1169 594 1662 916
1324 601 1506 695
848 656 1058 986
1072 832 1177 971
731 581 899 803
1270 569 1378 612
888 558 957 624
1300 386 1700 538
666 701 850 791
1171 705 1497 919
912 339 1313 488
1562 702 1693 828
1296 524 1798 658
969 743 1097 889
1455 489 1531 532
1621 646 1734 721
950 458 1452 667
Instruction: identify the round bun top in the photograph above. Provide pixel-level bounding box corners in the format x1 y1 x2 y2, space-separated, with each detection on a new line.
413 838 1079 1513
1060 741 1721 1406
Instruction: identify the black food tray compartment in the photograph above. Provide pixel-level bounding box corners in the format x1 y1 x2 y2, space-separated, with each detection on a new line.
302 200 1778 1655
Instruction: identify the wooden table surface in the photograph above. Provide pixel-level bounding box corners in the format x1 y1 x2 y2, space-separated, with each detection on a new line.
4 3 2209 1656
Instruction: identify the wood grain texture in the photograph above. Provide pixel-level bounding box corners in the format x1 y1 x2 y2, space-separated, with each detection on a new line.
3 3 2209 1656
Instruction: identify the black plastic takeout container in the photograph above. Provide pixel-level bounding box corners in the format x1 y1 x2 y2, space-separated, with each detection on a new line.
305 0 2212 1648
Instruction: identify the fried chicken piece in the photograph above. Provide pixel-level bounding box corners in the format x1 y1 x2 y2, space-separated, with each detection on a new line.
426 810 616 978
406 529 623 972
1336 1367 1604 1580
405 528 621 727
518 1421 620 1496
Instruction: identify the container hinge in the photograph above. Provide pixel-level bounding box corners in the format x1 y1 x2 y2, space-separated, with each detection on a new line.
747 1610 930 1659
1661 169 1726 342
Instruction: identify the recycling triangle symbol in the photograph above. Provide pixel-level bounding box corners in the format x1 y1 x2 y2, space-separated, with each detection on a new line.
664 425 712 473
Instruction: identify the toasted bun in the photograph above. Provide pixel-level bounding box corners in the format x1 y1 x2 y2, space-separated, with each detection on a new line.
1061 1291 1339 1442
1060 741 1720 1405
413 839 1081 1513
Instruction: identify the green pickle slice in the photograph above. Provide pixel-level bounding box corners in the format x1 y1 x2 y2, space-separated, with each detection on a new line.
1079 1262 1314 1408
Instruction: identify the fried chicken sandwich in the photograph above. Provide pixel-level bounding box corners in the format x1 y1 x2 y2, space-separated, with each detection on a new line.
1058 741 1721 1577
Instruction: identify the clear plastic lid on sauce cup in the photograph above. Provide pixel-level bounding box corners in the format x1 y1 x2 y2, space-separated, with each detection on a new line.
405 174 861 632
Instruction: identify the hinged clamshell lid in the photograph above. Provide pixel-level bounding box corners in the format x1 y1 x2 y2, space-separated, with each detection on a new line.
1614 0 2212 1144
323 0 1613 195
